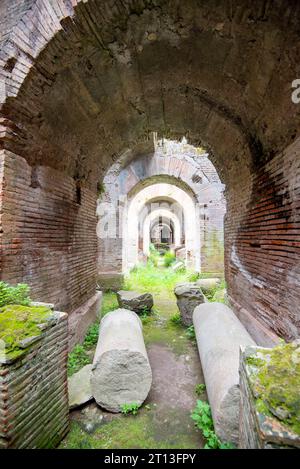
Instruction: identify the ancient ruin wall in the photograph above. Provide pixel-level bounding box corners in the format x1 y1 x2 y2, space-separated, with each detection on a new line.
0 309 69 449
239 343 300 449
0 150 98 314
227 140 300 344
0 0 299 345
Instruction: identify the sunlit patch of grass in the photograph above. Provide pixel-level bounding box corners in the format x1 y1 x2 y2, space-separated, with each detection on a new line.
101 291 119 317
124 265 194 295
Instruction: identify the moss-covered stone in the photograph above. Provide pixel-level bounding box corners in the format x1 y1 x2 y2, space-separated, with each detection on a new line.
247 342 300 435
0 304 53 361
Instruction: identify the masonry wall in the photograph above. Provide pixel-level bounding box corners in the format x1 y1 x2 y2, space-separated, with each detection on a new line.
0 150 98 314
0 311 69 449
227 140 300 345
239 345 300 449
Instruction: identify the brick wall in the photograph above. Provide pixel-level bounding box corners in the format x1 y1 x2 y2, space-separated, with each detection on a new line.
227 139 300 343
0 309 69 449
0 150 98 314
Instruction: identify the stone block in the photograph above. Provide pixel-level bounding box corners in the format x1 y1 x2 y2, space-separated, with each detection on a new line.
0 306 69 449
97 272 124 292
174 282 206 326
117 290 153 314
239 343 300 449
68 364 93 410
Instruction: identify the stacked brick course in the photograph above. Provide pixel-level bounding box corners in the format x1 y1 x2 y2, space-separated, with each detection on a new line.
227 140 300 344
0 150 98 315
0 309 69 449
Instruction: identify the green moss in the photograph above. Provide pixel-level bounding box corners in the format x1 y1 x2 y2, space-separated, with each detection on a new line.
247 343 300 435
246 356 265 367
101 292 119 317
59 410 200 449
0 304 53 360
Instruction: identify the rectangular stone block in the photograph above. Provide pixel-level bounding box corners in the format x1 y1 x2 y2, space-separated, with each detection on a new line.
0 309 69 449
239 344 300 449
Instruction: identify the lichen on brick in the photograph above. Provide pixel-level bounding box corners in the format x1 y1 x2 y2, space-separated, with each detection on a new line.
0 304 53 361
246 342 300 435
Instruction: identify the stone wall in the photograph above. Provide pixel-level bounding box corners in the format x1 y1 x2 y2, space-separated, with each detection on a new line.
239 344 300 449
0 308 69 449
0 150 98 316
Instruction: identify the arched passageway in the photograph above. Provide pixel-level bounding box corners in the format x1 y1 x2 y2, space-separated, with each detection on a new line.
0 0 299 347
97 137 225 283
143 209 181 255
123 182 201 271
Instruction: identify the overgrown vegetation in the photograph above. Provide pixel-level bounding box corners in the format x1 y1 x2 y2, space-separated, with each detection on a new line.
124 264 195 295
68 345 91 376
0 282 31 308
185 325 196 342
147 244 161 267
205 279 227 303
163 251 176 267
170 312 182 325
68 320 101 376
191 400 234 449
120 403 141 415
101 291 119 317
60 412 200 449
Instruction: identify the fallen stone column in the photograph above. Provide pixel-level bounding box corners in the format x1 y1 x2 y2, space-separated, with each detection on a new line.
91 308 152 412
193 302 255 444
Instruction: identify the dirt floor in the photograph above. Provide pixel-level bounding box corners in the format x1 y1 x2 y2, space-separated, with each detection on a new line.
60 294 206 449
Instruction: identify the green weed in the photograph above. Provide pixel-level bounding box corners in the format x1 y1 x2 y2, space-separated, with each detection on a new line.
195 384 206 396
120 403 141 415
191 400 234 449
0 281 31 308
68 345 91 377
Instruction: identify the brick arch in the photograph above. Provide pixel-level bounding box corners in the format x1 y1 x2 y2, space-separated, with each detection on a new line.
143 209 182 256
98 138 225 278
0 0 299 344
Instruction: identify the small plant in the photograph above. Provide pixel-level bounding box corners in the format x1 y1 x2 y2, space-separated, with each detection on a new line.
163 251 176 267
195 383 206 396
170 312 182 325
185 325 196 341
188 272 200 282
148 244 161 267
68 344 91 376
83 323 99 349
0 282 31 308
191 400 234 449
120 403 141 415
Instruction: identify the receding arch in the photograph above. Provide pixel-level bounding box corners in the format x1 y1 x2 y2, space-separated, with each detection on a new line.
143 208 182 256
123 182 201 272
